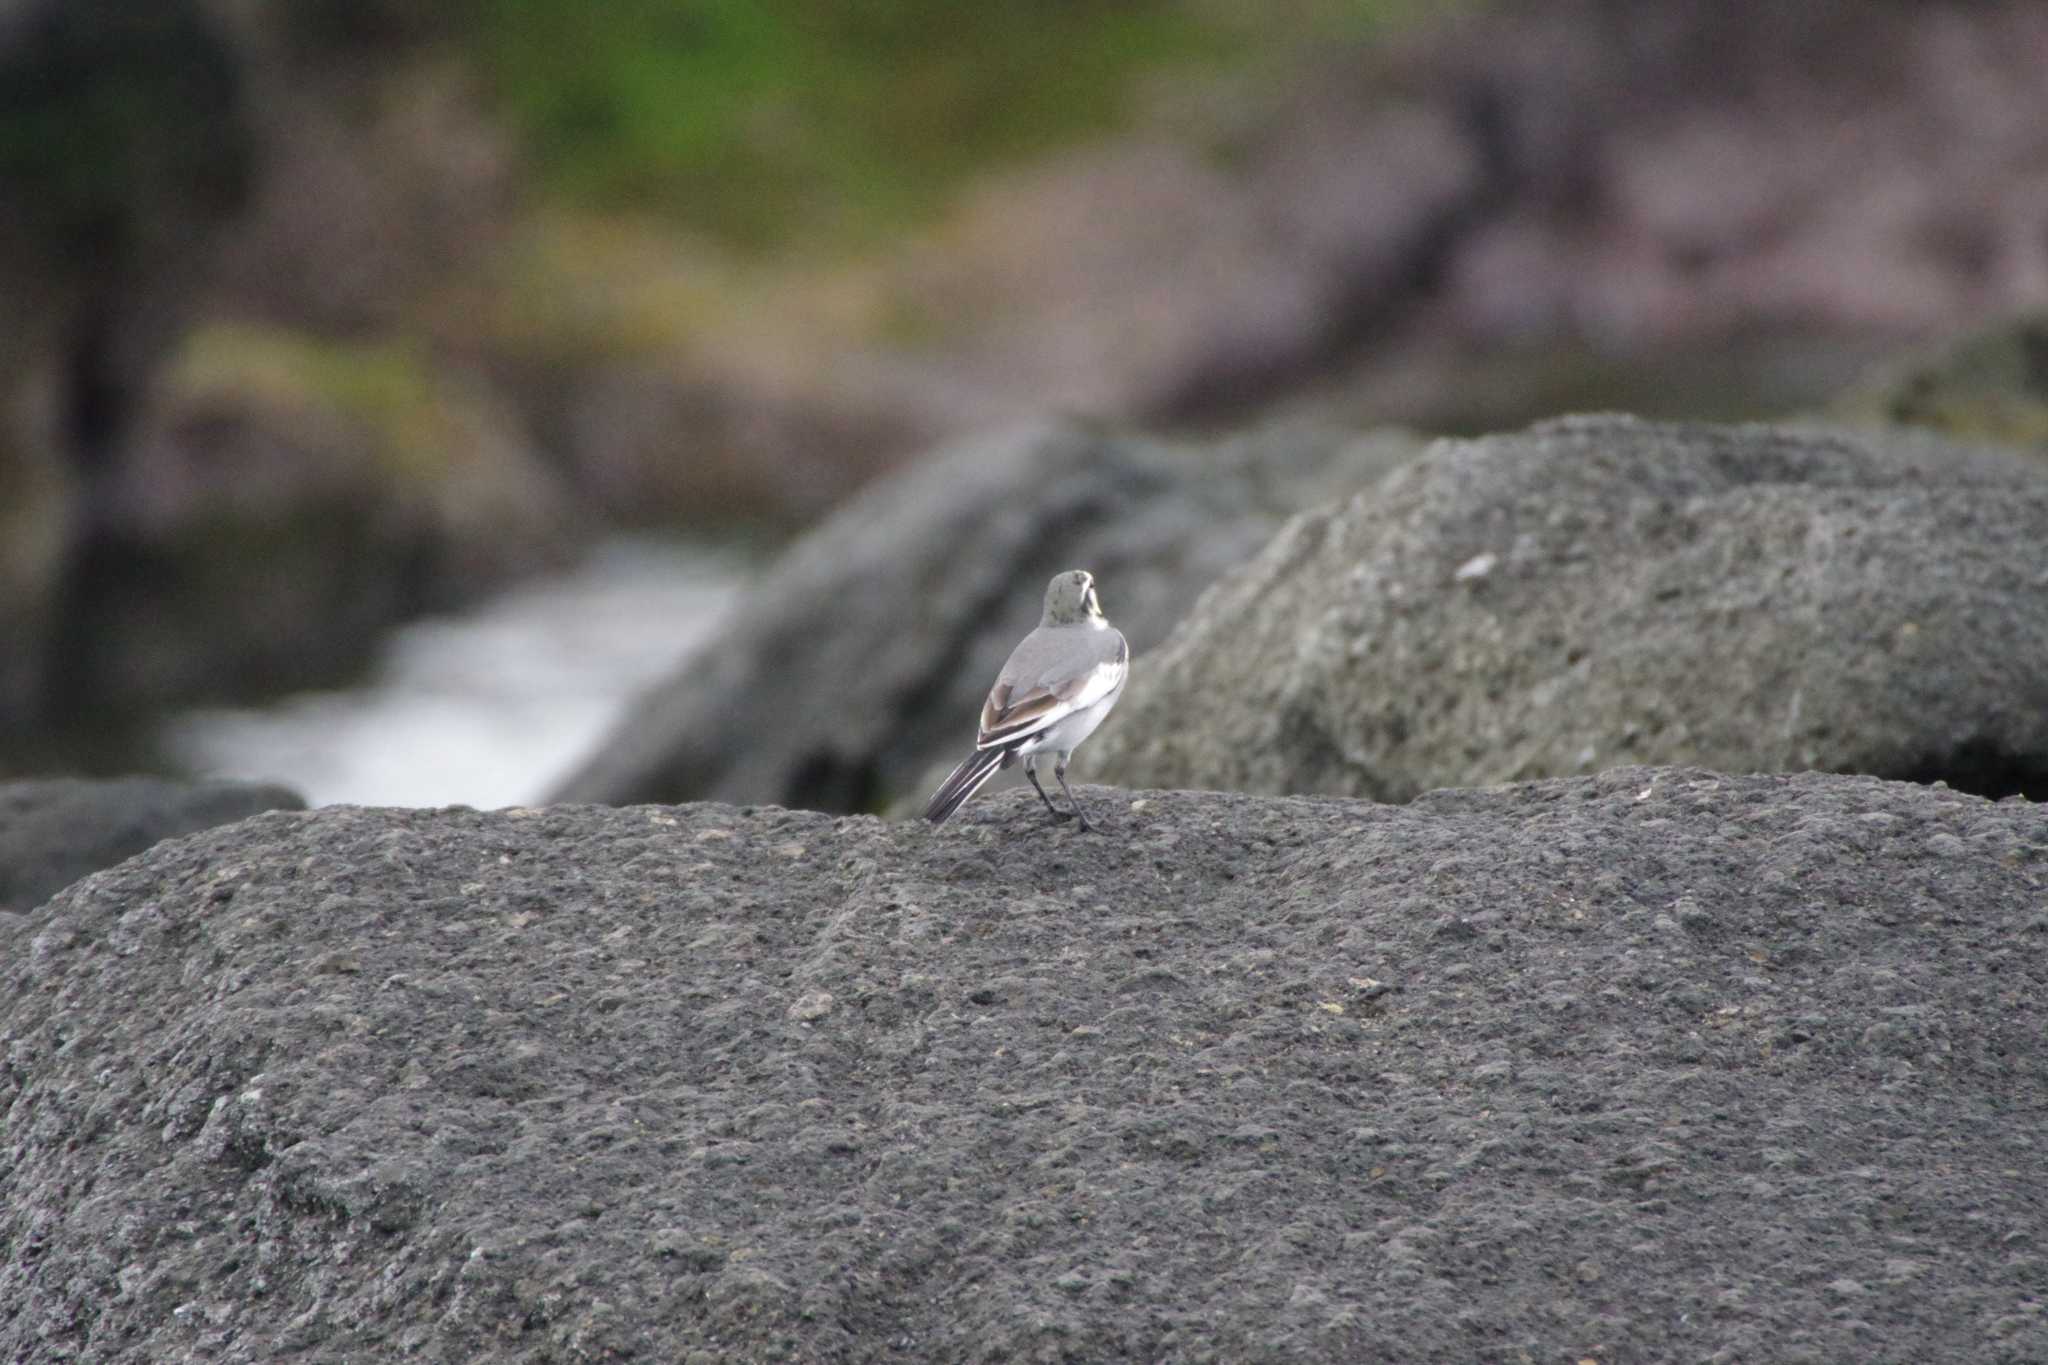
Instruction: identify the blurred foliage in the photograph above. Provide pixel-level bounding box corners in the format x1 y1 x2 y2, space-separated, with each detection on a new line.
463 0 1432 251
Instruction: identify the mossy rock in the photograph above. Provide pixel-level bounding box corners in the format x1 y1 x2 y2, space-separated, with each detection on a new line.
1832 316 2048 453
164 324 463 485
42 321 583 718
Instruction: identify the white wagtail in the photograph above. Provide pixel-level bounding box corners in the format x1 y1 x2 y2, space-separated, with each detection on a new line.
924 569 1128 830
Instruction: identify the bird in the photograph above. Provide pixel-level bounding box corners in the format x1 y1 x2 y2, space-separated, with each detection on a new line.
924 569 1128 830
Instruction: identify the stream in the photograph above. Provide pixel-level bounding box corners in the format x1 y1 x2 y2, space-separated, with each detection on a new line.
160 536 747 809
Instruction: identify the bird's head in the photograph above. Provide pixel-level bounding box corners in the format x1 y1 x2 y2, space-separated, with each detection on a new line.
1043 569 1105 626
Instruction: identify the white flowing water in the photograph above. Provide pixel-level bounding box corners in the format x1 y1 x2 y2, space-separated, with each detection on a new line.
161 536 747 809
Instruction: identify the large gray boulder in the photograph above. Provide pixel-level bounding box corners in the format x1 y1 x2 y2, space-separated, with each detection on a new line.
4 769 2045 1361
1092 415 2048 802
0 776 302 919
548 418 1420 812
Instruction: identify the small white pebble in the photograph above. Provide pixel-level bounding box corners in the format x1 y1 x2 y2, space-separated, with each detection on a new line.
1453 552 1496 581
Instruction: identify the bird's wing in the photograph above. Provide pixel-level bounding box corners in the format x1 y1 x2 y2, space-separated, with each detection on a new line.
977 629 1127 748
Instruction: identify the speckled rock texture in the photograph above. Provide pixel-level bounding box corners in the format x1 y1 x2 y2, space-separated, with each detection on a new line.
1093 415 2048 803
547 418 1419 813
4 768 2044 1362
0 777 302 918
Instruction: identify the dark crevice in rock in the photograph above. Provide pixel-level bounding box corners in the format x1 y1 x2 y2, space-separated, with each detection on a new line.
1887 739 2048 803
1154 91 1517 426
786 750 881 820
1300 85 1530 368
219 1130 274 1174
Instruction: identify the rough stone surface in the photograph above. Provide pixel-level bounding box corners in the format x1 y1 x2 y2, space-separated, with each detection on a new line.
0 776 303 917
3 769 2044 1362
548 418 1420 813
1093 415 2048 803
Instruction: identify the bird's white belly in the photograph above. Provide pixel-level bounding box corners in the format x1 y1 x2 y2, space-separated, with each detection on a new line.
1016 674 1125 758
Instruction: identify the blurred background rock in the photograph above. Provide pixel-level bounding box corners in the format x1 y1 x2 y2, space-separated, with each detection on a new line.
3 0 2046 807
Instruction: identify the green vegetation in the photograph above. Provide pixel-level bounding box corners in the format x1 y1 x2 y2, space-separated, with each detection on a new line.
464 0 1432 251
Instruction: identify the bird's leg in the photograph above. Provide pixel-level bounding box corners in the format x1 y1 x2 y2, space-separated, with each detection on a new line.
1054 758 1093 832
1025 760 1072 823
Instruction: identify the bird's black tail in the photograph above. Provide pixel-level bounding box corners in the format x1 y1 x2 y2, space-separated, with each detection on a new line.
924 747 1007 825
